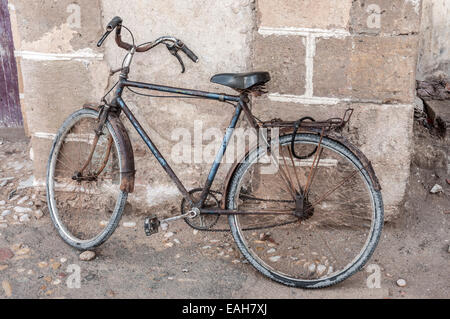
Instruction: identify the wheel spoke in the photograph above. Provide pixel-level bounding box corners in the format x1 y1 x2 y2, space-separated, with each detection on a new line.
229 134 382 287
48 111 126 246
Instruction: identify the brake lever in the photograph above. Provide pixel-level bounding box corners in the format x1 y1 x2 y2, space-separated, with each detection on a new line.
166 43 185 74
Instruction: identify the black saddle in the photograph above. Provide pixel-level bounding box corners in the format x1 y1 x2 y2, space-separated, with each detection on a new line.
210 72 271 90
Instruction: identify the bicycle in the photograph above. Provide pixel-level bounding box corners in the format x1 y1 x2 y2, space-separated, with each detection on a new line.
46 17 384 289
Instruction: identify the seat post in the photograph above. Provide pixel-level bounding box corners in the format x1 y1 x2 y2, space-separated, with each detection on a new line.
239 94 260 130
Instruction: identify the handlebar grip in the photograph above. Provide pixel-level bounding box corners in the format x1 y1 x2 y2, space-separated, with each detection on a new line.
180 44 199 63
97 30 112 47
107 16 123 31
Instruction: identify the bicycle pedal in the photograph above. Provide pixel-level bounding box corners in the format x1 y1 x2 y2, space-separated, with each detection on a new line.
144 215 160 236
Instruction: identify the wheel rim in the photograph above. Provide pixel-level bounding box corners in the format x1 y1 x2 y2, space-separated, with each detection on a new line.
47 111 124 244
229 135 381 285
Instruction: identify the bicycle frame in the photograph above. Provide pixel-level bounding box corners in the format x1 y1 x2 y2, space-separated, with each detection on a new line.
112 77 249 209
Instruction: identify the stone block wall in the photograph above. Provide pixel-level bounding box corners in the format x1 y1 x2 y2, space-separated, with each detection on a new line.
253 0 421 218
8 0 423 219
417 0 449 80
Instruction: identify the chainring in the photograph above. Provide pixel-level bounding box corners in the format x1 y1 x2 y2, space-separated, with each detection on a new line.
182 188 221 231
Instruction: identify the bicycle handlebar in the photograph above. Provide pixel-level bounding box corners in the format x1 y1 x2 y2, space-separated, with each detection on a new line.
98 16 199 72
178 42 199 63
107 16 123 31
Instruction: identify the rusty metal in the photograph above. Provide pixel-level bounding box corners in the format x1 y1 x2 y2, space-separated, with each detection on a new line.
287 146 302 193
200 208 295 215
82 103 136 193
95 135 113 176
303 127 326 195
78 134 100 175
220 108 380 211
108 113 136 193
303 163 372 216
326 132 381 191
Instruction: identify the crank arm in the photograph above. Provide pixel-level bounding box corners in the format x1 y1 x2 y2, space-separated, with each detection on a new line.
145 208 199 235
160 208 199 225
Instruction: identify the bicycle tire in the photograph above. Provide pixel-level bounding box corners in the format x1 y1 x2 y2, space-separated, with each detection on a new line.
46 108 128 250
227 133 384 288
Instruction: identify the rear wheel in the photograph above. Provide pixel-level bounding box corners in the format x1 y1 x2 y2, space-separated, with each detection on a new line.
46 108 127 250
227 133 383 288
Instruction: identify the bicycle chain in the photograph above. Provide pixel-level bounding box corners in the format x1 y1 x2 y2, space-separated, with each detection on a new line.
182 190 300 233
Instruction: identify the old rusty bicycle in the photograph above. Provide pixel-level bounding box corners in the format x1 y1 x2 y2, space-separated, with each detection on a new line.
46 17 384 288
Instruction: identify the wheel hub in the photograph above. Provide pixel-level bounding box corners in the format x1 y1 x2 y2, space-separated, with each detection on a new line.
294 192 314 220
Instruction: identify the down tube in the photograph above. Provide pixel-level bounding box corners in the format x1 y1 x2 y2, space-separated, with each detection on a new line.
116 97 193 204
200 103 243 204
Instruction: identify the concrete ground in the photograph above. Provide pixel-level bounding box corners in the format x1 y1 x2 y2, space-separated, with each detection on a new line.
0 123 448 299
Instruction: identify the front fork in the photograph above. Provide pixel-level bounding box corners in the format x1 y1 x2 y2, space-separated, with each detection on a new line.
72 105 114 182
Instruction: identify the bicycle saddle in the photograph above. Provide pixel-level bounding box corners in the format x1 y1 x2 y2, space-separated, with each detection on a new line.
210 72 271 90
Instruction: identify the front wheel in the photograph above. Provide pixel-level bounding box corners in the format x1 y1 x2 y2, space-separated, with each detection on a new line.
46 108 128 250
227 133 383 288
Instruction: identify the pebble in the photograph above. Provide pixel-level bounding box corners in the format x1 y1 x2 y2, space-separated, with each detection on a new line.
232 260 240 264
193 230 199 235
17 196 29 205
165 242 174 248
430 184 443 194
182 269 189 273
0 201 6 206
308 263 316 273
60 257 67 263
267 248 276 254
14 207 32 214
123 222 136 228
1 210 11 217
16 247 31 256
269 256 281 262
327 266 334 275
173 239 181 244
317 264 327 276
52 279 61 286
51 262 61 270
79 251 96 261
202 246 211 250
9 193 19 201
396 279 407 287
34 210 44 219
164 232 175 239
19 214 31 223
38 261 48 268
2 280 12 297
99 220 108 227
